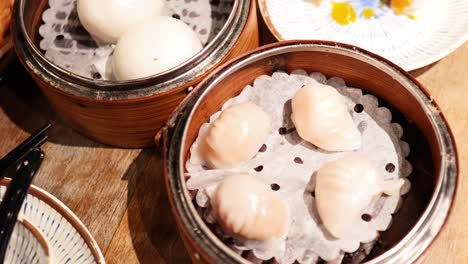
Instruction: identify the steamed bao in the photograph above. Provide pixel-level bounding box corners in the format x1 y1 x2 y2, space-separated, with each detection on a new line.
77 0 166 44
77 0 203 81
112 16 202 80
198 81 402 243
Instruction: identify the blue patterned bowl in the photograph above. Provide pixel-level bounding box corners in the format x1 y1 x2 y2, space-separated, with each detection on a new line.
4 218 51 264
0 179 105 264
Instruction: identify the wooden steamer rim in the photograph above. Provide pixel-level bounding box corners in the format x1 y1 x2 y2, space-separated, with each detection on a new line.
163 41 458 264
12 0 251 101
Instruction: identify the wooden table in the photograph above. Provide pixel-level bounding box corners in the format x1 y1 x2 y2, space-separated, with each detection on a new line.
0 26 467 264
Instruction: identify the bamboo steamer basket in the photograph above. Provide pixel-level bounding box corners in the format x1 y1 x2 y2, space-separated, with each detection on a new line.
161 41 458 263
11 0 259 148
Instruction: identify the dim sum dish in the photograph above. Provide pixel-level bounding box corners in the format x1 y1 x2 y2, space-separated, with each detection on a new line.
161 41 458 264
11 0 259 147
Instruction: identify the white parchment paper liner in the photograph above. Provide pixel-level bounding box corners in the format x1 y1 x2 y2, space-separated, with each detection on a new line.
185 70 412 263
38 0 233 79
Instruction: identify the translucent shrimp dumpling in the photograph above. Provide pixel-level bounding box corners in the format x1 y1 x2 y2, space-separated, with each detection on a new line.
200 102 271 169
212 174 289 241
315 155 404 239
291 83 361 151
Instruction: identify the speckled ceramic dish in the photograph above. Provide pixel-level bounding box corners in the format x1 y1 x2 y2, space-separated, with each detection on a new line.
259 0 468 71
0 179 105 264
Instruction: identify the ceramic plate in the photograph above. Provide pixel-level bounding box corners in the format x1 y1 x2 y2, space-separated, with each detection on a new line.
5 218 51 264
0 179 105 264
259 0 468 71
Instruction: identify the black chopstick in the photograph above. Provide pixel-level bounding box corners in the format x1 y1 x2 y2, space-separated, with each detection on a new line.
0 124 51 179
0 148 44 263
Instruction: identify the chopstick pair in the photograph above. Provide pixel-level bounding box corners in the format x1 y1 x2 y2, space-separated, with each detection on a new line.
0 124 51 262
0 123 51 179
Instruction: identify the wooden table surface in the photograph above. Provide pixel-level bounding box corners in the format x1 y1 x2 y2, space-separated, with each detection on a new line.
0 21 467 264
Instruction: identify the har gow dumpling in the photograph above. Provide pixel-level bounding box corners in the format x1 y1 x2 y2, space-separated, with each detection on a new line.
212 174 289 241
291 83 361 151
315 155 403 239
200 102 271 169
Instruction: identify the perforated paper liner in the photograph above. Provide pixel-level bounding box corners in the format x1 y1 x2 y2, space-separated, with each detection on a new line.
185 70 412 263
